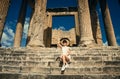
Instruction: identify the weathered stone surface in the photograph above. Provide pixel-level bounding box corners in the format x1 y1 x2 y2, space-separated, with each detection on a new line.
0 0 10 44
0 47 120 79
89 0 103 45
52 28 76 46
0 0 118 48
27 0 47 47
0 74 120 79
78 0 95 46
0 1 119 79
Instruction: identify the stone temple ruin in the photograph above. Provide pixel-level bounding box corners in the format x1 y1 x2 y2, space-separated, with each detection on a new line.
0 0 117 47
0 0 120 79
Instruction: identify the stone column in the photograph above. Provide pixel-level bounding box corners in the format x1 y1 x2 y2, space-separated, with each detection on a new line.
89 0 103 45
0 0 10 46
26 10 34 45
27 0 47 47
74 13 80 45
26 0 35 43
46 14 52 47
78 0 95 46
14 0 27 47
44 14 52 47
99 0 117 46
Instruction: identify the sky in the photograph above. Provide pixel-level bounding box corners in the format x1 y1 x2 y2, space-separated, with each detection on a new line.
1 0 120 47
52 16 75 30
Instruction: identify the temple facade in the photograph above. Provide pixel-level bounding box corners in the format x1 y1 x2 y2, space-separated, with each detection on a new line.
0 0 117 47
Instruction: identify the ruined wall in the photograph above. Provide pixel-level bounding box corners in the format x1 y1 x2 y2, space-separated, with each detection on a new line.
52 28 76 46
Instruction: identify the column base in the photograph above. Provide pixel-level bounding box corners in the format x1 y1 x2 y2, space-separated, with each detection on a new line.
78 40 96 47
27 39 44 47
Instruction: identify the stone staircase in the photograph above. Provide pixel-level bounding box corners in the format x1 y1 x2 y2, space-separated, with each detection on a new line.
0 46 120 79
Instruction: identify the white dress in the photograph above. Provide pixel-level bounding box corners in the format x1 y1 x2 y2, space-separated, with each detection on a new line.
61 46 71 59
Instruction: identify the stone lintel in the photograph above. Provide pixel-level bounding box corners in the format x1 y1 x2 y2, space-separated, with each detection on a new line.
47 12 78 16
47 7 78 12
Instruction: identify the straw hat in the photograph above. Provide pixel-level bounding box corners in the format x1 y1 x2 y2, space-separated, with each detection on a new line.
60 38 70 46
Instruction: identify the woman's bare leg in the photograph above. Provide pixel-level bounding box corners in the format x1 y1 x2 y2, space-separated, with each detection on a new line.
62 55 70 64
62 55 67 65
61 55 70 71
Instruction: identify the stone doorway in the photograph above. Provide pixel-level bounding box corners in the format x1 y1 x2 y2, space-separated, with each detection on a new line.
44 10 80 47
51 15 76 47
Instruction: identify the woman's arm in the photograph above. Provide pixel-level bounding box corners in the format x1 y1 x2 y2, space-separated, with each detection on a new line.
57 42 62 48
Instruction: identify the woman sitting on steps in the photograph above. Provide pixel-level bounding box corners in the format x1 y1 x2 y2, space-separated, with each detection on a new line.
57 40 71 72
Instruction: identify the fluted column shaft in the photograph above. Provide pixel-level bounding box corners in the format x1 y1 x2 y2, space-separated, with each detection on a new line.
99 0 117 46
14 0 27 47
0 0 10 46
78 0 94 46
27 0 47 47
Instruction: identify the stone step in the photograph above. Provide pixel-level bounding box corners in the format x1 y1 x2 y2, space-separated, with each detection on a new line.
1 55 120 62
1 59 120 67
1 51 120 57
12 49 119 52
0 73 120 79
0 60 103 67
0 55 120 63
0 47 120 78
6 46 120 51
1 46 120 51
30 74 120 79
0 65 120 75
3 48 120 53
